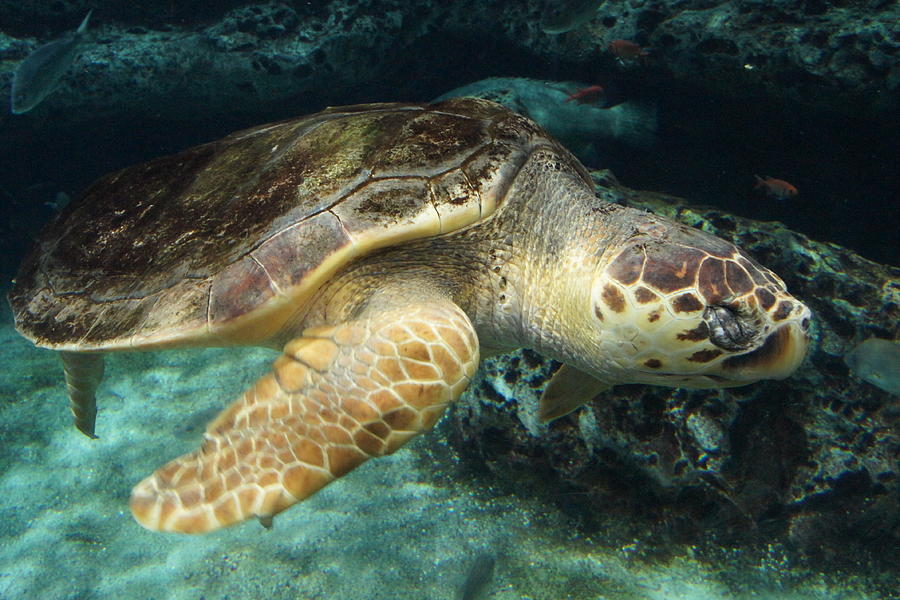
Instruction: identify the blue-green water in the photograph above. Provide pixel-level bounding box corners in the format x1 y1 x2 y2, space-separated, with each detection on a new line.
0 310 889 599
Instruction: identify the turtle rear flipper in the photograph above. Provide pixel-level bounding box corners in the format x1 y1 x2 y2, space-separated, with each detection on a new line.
60 351 105 438
129 299 479 533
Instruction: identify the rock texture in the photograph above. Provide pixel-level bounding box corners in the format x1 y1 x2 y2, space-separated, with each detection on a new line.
449 170 899 569
0 2 411 122
0 0 896 122
587 0 899 117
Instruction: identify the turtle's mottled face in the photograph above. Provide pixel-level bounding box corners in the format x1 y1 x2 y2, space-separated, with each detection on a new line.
588 213 811 388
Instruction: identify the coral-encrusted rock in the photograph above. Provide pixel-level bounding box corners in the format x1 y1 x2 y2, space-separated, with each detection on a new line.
526 0 899 118
0 1 896 121
639 0 899 116
449 170 899 566
0 1 412 120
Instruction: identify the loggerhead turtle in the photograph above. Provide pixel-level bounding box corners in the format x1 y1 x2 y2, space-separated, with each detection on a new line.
9 98 811 534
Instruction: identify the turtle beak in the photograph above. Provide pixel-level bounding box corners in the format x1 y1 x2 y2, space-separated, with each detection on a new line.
719 312 811 381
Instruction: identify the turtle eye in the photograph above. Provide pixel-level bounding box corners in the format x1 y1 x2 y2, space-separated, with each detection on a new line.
704 305 754 351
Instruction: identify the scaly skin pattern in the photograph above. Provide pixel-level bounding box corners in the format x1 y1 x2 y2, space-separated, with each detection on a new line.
586 210 811 387
60 351 104 439
130 301 478 533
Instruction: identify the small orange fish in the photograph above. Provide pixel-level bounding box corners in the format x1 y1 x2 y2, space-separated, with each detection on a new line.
565 85 604 104
754 175 798 199
608 39 649 62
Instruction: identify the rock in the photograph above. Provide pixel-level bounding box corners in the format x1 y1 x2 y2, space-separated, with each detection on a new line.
0 1 410 121
0 1 895 122
449 170 899 568
536 0 899 118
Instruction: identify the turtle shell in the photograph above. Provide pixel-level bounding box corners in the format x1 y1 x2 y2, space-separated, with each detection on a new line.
11 97 580 351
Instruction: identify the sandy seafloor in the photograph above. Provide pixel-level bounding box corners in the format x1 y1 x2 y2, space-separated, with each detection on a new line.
0 304 892 600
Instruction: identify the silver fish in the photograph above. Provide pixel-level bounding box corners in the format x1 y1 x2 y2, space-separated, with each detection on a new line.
541 0 601 34
844 338 900 396
44 191 71 212
11 10 92 114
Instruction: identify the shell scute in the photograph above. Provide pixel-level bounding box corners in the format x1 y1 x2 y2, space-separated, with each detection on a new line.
371 111 488 177
209 257 276 326
11 98 538 350
250 212 351 293
428 168 480 233
331 178 439 242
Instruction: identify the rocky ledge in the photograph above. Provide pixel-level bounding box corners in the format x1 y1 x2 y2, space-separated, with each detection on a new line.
0 0 896 123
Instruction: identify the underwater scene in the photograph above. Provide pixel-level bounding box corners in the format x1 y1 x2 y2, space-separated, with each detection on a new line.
0 1 897 599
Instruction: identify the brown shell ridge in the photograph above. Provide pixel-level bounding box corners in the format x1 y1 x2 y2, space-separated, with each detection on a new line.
247 254 283 296
11 98 543 351
237 107 494 258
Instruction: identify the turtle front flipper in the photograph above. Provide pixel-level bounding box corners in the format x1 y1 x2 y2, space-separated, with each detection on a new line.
538 364 610 423
129 300 479 533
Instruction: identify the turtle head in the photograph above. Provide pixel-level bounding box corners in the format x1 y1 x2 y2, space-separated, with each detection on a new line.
584 211 811 389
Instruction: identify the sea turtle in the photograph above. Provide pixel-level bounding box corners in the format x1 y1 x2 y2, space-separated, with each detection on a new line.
9 98 811 534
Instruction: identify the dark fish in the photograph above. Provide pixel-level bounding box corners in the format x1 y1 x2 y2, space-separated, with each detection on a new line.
458 553 496 600
11 10 92 114
607 39 650 63
173 405 222 441
564 85 605 105
754 175 798 200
